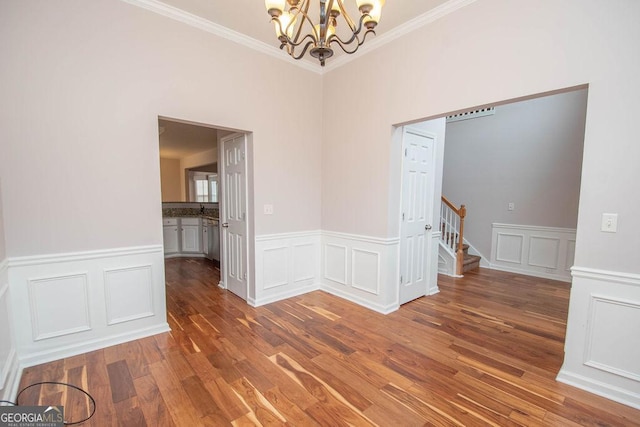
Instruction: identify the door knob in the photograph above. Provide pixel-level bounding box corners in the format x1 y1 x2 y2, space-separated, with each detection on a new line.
425 224 432 230
221 223 229 228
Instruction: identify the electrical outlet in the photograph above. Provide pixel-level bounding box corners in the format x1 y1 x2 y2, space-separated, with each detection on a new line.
264 204 274 215
601 213 618 233
508 202 515 211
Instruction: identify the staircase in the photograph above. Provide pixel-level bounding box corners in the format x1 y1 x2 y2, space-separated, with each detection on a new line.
461 243 481 273
438 196 481 276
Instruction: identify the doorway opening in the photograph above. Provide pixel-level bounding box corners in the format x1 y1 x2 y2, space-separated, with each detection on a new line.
157 116 253 302
393 85 589 379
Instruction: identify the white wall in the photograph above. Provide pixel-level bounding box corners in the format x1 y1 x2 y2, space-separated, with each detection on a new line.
0 0 322 259
322 0 640 408
442 89 587 258
0 0 322 375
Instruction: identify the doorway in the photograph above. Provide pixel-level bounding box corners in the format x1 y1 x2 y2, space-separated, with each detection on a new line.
157 117 253 302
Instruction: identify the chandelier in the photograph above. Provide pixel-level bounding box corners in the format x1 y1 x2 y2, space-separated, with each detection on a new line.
264 0 385 66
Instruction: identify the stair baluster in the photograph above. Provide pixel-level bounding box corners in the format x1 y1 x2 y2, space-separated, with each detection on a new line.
440 196 467 276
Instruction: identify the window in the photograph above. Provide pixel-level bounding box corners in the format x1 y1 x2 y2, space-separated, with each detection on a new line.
194 179 209 202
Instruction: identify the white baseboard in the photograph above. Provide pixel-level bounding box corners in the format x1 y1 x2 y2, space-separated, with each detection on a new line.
164 252 206 259
321 285 399 315
19 323 170 368
249 282 321 307
488 263 572 283
557 369 640 410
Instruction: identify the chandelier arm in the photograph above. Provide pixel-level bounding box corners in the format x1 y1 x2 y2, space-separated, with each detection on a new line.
289 40 316 60
282 32 318 49
329 35 361 55
328 28 374 54
329 13 368 47
290 0 313 44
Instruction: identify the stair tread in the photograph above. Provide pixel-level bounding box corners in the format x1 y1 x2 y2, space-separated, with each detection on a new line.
463 254 481 265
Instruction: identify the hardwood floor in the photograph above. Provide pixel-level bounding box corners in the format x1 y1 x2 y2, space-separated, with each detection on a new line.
18 258 640 426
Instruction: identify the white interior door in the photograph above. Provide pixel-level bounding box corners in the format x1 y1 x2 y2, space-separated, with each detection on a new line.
399 128 436 304
220 133 248 300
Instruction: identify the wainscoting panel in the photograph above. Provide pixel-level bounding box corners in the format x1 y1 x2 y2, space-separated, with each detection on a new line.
495 232 523 264
558 267 640 410
351 249 380 295
325 244 348 285
490 223 576 282
104 265 154 325
322 232 400 314
261 247 289 290
28 273 91 340
8 246 169 367
293 243 316 283
584 295 640 382
253 231 321 307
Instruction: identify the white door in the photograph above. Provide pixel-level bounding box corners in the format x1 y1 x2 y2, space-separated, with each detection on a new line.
220 133 248 300
399 128 436 304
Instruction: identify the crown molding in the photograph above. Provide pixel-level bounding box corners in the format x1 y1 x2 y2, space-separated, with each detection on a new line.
121 0 476 75
119 0 322 74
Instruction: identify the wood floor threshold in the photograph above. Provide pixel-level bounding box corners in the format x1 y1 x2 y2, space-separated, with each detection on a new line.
17 259 640 426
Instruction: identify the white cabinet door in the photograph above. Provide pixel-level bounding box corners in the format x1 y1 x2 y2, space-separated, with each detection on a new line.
163 225 179 254
181 224 201 252
202 225 209 257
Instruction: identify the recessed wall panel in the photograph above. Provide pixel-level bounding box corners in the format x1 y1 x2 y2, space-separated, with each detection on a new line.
104 265 154 325
352 249 380 295
293 243 315 282
585 296 640 381
528 236 560 269
325 244 347 285
263 247 289 289
496 233 523 264
29 273 91 340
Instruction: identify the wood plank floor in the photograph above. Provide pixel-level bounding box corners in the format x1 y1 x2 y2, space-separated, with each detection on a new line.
18 258 640 426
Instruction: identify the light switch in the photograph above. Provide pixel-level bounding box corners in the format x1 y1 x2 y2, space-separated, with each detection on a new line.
264 204 274 215
508 202 515 211
601 213 618 233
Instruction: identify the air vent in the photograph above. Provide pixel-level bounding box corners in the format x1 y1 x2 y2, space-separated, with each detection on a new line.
446 107 495 123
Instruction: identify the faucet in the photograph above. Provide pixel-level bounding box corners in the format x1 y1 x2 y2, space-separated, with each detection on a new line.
200 204 205 214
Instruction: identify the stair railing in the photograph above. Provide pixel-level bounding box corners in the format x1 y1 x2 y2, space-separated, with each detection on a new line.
440 196 467 275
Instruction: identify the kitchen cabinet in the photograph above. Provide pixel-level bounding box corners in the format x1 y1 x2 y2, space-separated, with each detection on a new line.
163 218 179 254
163 217 202 256
180 218 201 253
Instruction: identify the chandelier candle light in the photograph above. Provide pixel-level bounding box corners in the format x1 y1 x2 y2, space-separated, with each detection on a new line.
264 0 385 66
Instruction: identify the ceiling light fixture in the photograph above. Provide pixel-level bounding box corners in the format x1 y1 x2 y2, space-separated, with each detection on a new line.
264 0 385 66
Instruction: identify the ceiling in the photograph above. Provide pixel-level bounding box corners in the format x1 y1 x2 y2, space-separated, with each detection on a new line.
157 1 457 158
158 119 220 159
156 0 451 66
